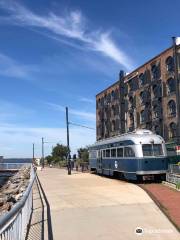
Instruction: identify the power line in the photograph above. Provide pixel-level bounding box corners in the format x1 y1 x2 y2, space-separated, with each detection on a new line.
69 121 95 130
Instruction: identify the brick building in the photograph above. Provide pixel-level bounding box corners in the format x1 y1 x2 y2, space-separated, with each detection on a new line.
96 38 180 145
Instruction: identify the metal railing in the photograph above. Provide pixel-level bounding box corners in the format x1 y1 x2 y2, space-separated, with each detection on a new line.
0 163 31 171
168 164 180 175
0 165 36 240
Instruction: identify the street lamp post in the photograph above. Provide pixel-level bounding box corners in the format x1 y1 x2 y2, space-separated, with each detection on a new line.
32 143 35 162
42 137 44 168
66 107 71 175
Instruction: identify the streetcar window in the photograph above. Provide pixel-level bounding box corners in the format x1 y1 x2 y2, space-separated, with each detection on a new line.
117 148 123 157
153 144 163 156
124 147 135 157
142 144 163 156
142 144 153 156
111 148 116 158
106 149 110 158
97 150 101 158
89 150 96 159
103 150 106 158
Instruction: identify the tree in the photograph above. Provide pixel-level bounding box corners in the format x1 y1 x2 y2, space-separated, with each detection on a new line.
45 155 53 164
77 147 89 162
52 144 69 161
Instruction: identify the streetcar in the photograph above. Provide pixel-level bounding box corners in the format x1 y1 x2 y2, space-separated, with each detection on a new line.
89 129 168 181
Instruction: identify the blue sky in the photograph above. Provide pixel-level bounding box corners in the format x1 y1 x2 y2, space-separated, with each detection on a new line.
0 0 179 157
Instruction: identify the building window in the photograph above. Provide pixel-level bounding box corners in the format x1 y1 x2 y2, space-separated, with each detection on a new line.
168 100 176 116
111 90 115 101
129 96 133 108
140 110 145 123
114 89 119 99
112 105 115 116
112 120 115 131
151 64 160 80
154 125 160 135
169 122 177 138
152 84 162 98
166 56 174 72
139 73 145 86
97 98 101 108
153 105 158 118
167 78 175 94
129 112 134 122
107 93 111 103
115 119 119 130
140 91 145 105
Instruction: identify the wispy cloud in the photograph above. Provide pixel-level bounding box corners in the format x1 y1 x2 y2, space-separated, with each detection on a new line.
46 102 95 122
79 97 94 104
0 0 134 70
0 123 95 157
0 53 33 78
0 100 35 123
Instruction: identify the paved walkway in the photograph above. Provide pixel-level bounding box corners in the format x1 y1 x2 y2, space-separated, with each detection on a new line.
36 168 179 240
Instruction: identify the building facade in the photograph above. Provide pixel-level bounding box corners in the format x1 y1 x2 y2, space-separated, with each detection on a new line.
96 39 180 145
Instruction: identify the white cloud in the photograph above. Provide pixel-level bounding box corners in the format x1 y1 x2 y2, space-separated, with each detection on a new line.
0 100 35 122
46 102 96 122
0 100 95 157
0 124 96 158
0 0 134 70
79 97 94 104
0 53 31 78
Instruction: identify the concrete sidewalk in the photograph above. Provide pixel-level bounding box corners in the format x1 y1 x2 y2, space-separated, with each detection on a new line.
37 168 180 240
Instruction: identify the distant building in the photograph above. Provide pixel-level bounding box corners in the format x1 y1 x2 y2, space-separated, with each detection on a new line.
96 38 180 146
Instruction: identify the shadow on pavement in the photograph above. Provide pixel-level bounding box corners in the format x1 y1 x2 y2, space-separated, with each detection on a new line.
25 175 53 240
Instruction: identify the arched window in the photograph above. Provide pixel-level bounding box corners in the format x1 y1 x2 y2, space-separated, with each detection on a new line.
139 73 145 86
112 105 115 116
152 84 158 98
151 64 159 80
140 110 145 123
153 105 159 118
107 93 111 103
166 56 174 72
140 91 146 105
154 125 160 135
114 88 119 99
112 120 115 132
104 94 107 105
97 98 101 108
111 90 115 101
153 84 162 98
167 78 175 94
129 96 134 108
100 97 104 107
129 112 134 121
115 119 119 130
168 100 176 116
169 122 177 138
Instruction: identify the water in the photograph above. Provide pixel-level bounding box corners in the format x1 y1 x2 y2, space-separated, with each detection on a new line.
0 158 32 188
1 158 32 164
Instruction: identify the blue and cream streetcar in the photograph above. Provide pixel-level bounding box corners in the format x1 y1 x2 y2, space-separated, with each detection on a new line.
89 129 168 181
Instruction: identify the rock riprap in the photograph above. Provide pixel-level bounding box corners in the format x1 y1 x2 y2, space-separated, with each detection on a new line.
0 166 31 216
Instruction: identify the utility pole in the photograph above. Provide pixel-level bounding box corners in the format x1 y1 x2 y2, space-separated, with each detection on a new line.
66 107 71 175
32 143 35 162
42 137 44 168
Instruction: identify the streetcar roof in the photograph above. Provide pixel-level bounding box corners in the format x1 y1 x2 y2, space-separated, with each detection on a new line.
90 129 164 148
